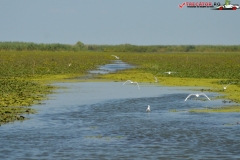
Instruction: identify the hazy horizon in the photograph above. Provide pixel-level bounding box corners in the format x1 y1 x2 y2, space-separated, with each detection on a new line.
1 0 240 45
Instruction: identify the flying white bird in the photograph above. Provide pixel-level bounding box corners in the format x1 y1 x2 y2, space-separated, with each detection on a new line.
222 83 231 90
184 93 211 101
111 55 119 59
146 105 150 112
154 76 158 83
164 71 177 75
123 80 140 89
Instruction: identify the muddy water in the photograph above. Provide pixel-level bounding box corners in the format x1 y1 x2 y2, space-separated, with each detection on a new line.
0 61 240 159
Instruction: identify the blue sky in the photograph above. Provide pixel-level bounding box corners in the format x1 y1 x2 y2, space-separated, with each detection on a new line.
0 0 239 45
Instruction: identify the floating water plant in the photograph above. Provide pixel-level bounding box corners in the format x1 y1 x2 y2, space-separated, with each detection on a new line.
169 109 178 112
0 51 114 125
189 105 240 113
1 50 240 125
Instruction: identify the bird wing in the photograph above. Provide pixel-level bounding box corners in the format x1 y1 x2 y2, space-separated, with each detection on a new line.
185 94 193 101
226 83 231 87
111 55 119 59
123 80 131 85
200 93 211 100
123 80 133 85
135 82 140 89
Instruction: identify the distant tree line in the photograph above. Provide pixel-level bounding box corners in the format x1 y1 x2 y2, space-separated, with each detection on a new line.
0 41 240 52
0 41 83 51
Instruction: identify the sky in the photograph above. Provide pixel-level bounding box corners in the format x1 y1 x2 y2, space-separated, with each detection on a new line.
0 0 240 45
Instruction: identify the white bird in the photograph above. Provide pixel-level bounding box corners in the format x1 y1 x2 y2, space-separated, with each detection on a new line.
164 71 177 75
154 76 158 83
111 55 119 59
68 63 72 67
222 83 231 90
184 93 211 101
123 80 140 89
146 105 150 112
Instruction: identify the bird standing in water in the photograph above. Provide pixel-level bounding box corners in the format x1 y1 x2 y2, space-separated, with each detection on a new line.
146 105 150 112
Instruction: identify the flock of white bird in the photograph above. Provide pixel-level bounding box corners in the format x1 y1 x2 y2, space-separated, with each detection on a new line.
111 55 234 113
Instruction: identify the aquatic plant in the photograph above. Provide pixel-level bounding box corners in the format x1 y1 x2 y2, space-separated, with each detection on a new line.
117 52 240 79
169 109 178 112
1 50 240 124
0 51 112 77
100 52 240 103
0 50 113 125
189 105 240 113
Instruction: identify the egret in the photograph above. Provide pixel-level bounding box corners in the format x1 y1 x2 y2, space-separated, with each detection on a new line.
154 76 158 83
184 93 211 101
123 80 140 89
164 71 177 75
222 83 231 90
146 105 150 112
111 55 119 59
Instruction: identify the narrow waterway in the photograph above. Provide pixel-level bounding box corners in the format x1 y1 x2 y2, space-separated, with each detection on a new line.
0 60 239 159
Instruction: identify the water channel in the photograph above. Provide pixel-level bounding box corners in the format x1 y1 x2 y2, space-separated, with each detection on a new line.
0 60 239 159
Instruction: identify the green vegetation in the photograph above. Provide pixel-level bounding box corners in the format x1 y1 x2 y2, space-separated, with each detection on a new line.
0 50 113 125
169 109 178 112
1 42 240 125
1 41 240 52
0 50 112 77
0 78 53 124
119 52 240 79
100 52 240 105
189 106 240 113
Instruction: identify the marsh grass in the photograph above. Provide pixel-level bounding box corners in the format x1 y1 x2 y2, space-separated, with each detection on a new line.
0 78 54 125
99 52 240 107
99 53 240 102
189 106 240 113
0 51 114 125
1 51 240 124
169 109 178 112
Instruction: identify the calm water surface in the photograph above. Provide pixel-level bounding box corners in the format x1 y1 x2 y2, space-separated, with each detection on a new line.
0 61 239 159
